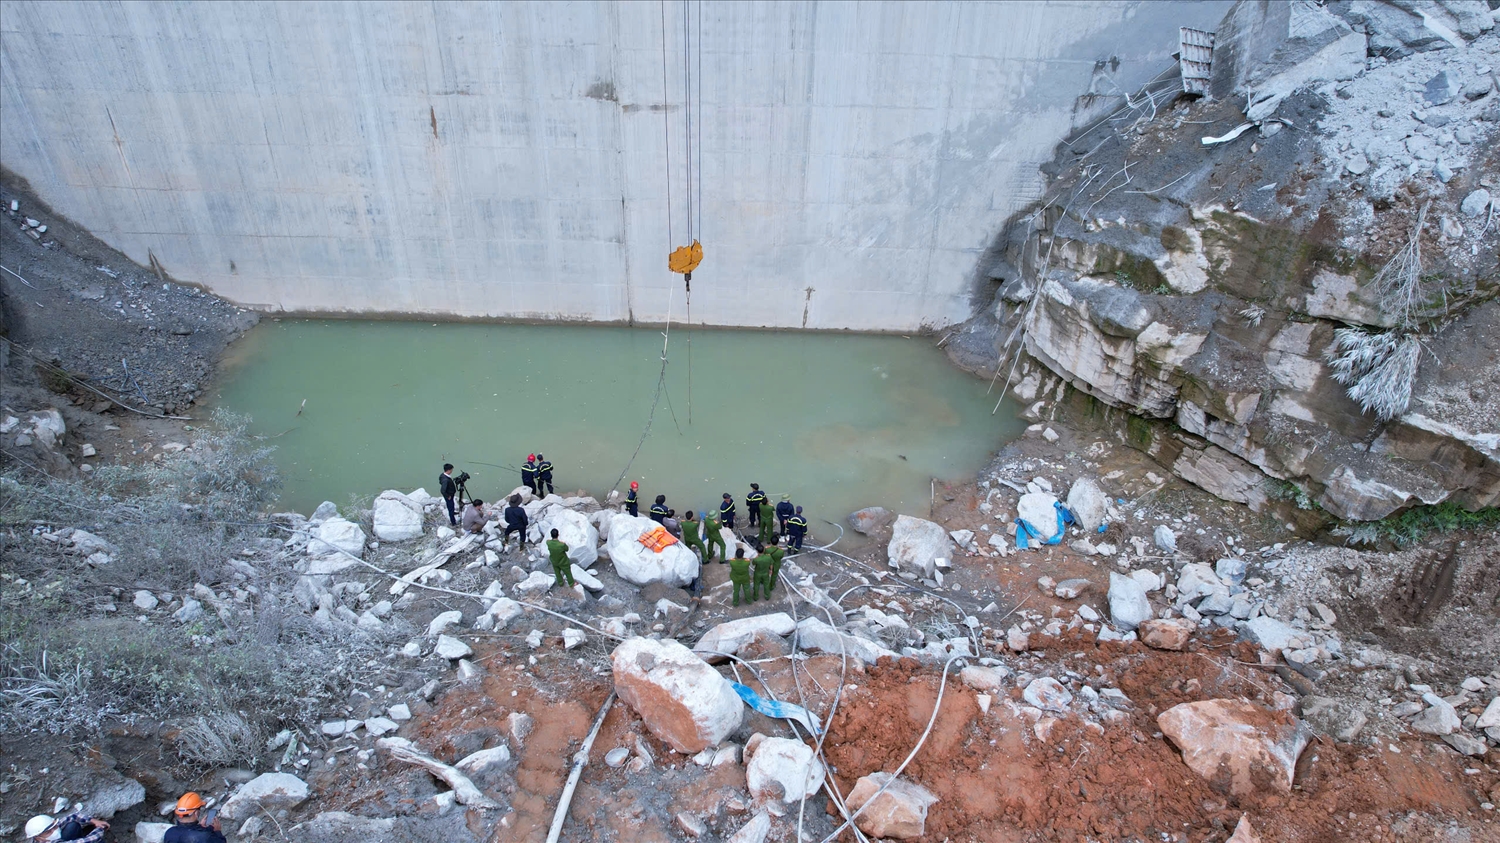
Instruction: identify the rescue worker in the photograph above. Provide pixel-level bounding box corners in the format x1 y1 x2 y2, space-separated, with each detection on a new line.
746 483 767 527
719 492 736 529
164 792 225 843
775 494 794 533
24 813 109 843
520 455 538 497
461 499 490 534
503 494 529 549
439 463 458 526
624 481 639 516
650 494 669 523
766 539 786 591
752 544 776 602
535 453 555 496
546 528 575 588
786 506 809 551
681 510 708 561
758 497 777 545
703 511 727 562
728 547 753 606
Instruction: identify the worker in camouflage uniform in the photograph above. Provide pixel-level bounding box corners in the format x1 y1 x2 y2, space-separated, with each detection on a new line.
546 528 575 588
757 497 777 545
729 547 753 606
681 511 709 561
702 511 727 562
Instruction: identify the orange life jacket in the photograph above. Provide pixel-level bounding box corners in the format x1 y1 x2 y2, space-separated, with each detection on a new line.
638 526 680 553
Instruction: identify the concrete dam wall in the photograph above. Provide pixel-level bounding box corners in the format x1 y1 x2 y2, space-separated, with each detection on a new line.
0 0 1228 331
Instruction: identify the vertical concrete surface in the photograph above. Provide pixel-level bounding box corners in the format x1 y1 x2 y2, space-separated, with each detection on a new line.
0 1 1230 330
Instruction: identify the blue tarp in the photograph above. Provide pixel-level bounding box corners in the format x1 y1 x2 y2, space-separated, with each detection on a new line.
1015 501 1076 549
732 682 822 736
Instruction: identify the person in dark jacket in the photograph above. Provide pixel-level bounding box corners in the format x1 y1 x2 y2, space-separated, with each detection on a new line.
650 494 669 523
163 792 226 843
624 481 639 516
439 463 458 526
521 454 538 496
719 493 736 529
775 494 794 533
535 453 555 496
503 494 529 549
786 506 809 551
745 483 767 527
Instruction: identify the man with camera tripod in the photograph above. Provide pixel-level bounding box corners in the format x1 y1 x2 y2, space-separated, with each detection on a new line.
439 464 459 526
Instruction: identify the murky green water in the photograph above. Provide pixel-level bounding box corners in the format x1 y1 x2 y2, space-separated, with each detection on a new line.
209 320 1022 542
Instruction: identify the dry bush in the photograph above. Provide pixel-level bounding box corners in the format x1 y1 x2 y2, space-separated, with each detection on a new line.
176 712 263 768
1326 328 1421 422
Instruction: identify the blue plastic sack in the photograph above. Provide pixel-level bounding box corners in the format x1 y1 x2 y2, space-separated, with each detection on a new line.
732 682 822 735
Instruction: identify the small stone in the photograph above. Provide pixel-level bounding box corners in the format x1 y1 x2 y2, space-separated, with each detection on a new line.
1154 525 1176 553
427 610 463 637
605 747 630 767
80 443 96 457
1461 189 1492 218
1139 618 1194 651
363 717 399 737
1041 427 1060 443
676 812 708 838
1344 153 1369 176
433 634 472 660
1424 71 1459 106
133 590 159 610
456 658 483 682
1411 694 1462 736
1442 732 1488 757
321 721 347 737
400 641 422 658
1078 604 1100 622
388 703 411 721
1022 677 1073 712
1007 626 1030 652
509 712 535 744
1054 578 1090 599
562 628 586 649
526 629 545 648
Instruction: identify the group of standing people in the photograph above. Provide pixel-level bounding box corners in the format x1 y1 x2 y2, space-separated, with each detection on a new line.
439 459 814 604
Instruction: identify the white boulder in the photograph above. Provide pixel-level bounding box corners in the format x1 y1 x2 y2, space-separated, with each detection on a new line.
745 736 824 805
887 515 952 577
434 634 473 660
693 613 796 661
1016 492 1062 541
534 505 600 568
607 515 700 587
219 773 308 822
795 617 898 664
427 610 463 636
1107 572 1152 631
1065 477 1108 533
610 637 743 753
309 518 366 558
845 773 939 839
372 490 424 541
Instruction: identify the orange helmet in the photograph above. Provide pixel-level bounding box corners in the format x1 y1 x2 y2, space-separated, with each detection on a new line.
175 792 206 816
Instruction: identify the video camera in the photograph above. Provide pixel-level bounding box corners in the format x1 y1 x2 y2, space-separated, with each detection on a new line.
454 471 472 486
453 471 474 506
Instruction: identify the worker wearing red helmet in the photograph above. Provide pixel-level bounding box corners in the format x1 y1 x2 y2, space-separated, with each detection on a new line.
164 792 225 843
521 454 538 497
624 481 639 517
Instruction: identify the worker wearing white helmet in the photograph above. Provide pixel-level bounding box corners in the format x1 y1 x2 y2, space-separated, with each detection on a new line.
24 811 109 842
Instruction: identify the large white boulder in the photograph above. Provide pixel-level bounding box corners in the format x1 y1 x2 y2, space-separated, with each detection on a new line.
309 517 366 558
607 514 699 587
533 505 599 568
372 490 424 541
1158 699 1311 797
886 515 952 577
1065 477 1108 533
693 613 796 661
1016 492 1062 541
610 637 743 753
219 772 308 821
1107 572 1151 631
795 617 898 665
746 737 824 805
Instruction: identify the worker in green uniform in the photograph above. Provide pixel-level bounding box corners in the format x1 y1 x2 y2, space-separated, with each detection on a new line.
681 510 709 562
752 545 775 602
546 528 575 588
765 540 786 592
757 498 777 545
702 512 727 563
729 547 753 606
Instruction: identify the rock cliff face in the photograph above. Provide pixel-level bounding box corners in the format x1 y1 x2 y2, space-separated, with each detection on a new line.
952 0 1499 521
